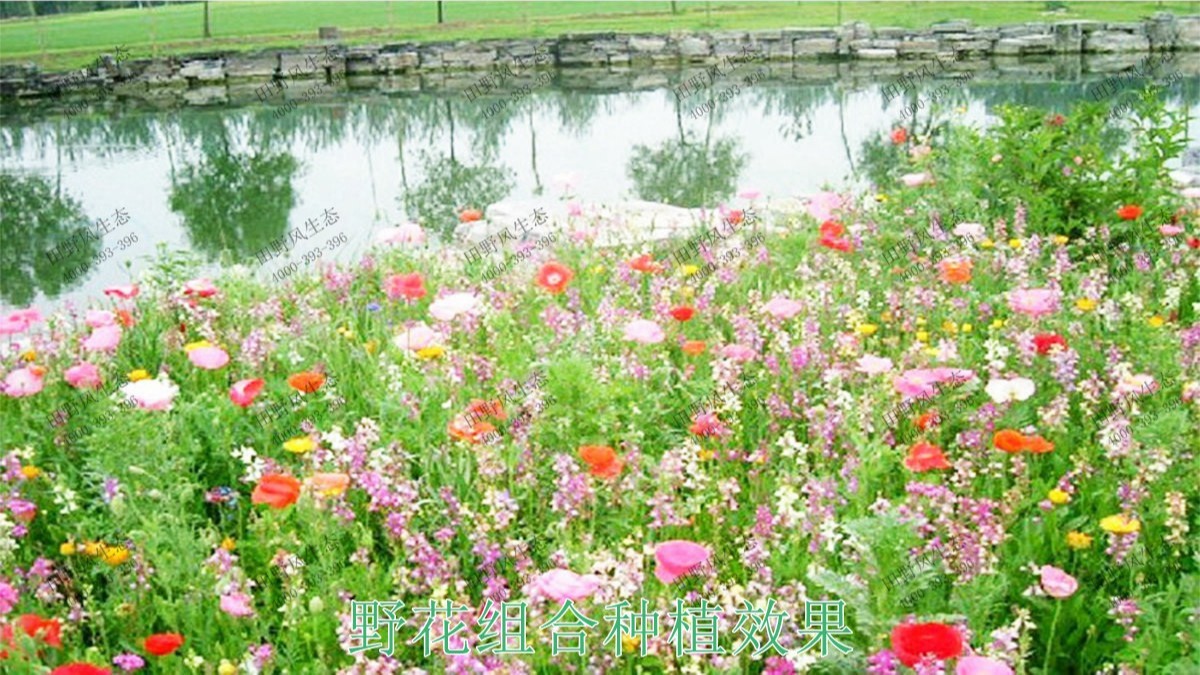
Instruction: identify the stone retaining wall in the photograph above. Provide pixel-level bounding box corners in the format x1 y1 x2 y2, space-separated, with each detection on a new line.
1 13 1197 100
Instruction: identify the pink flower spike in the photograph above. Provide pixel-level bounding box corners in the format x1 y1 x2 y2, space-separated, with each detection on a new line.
65 362 104 390
103 284 139 299
229 379 265 407
188 346 230 370
654 540 711 584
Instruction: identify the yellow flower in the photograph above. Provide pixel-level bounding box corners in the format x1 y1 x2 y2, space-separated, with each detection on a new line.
980 238 995 249
221 537 236 551
923 347 940 357
1076 298 1097 312
682 264 700 276
961 323 973 333
1053 235 1069 246
875 193 889 203
21 349 37 362
60 541 77 556
1148 315 1165 328
915 317 926 326
336 326 356 340
1100 514 1141 535
621 634 641 653
82 540 103 557
1048 489 1071 505
183 339 213 352
416 345 445 360
698 449 715 461
1066 531 1093 550
364 339 379 355
218 660 238 675
941 320 957 334
127 369 151 382
20 465 41 479
679 286 695 299
856 323 878 337
100 545 131 566
283 436 315 454
1008 238 1023 249
880 311 894 323
916 330 930 343
990 319 1005 330
593 265 606 274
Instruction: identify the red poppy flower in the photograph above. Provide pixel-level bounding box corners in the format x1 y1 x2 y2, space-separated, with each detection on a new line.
890 127 908 145
670 305 696 322
725 209 745 226
890 621 964 667
904 441 951 472
1033 333 1067 355
51 665 112 675
251 474 301 509
579 445 624 479
384 272 427 301
818 220 854 252
914 410 940 431
144 632 185 656
628 254 663 274
115 309 136 327
287 371 326 393
1047 114 1066 127
1187 236 1199 249
536 261 574 294
1116 204 1143 221
681 340 707 355
459 209 483 223
2 613 62 658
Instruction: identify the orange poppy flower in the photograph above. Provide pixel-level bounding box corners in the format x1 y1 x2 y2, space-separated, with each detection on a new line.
938 259 973 284
288 371 326 393
466 399 507 421
682 340 707 355
251 474 301 509
915 410 940 431
1023 434 1055 454
993 429 1025 453
144 632 185 656
904 441 951 472
308 472 351 496
628 254 663 274
448 416 497 444
579 445 624 479
115 309 136 327
459 209 483 223
536 261 574 294
1116 204 1143 221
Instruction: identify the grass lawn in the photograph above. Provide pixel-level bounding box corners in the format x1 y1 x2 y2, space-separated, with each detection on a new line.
1 1 1198 70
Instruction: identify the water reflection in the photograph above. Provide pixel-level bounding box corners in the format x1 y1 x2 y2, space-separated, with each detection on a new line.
0 63 1196 312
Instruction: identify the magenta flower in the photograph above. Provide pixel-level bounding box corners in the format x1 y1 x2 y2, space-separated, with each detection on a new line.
1008 288 1060 319
229 378 265 407
188 346 230 370
654 540 710 584
623 319 665 345
528 569 602 602
113 653 146 672
1039 565 1078 599
65 362 104 390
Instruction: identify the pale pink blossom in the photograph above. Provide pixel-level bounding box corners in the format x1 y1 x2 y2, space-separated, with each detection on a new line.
623 319 665 345
188 346 230 370
526 569 603 602
120 376 179 411
806 191 847 222
229 379 265 407
0 308 42 335
429 292 481 322
219 592 256 617
720 344 756 362
183 278 218 298
953 222 986 242
103 285 139 299
1008 288 1060 318
4 367 45 398
1039 565 1079 599
957 656 1015 675
85 310 117 328
375 222 427 246
1159 224 1184 236
901 172 933 187
654 541 711 584
65 362 103 390
393 323 441 351
857 354 894 375
83 325 123 352
762 296 803 320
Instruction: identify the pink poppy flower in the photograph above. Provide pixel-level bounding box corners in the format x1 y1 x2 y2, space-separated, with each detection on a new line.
188 346 229 370
806 191 847 222
375 222 426 246
1008 288 1060 319
762 296 803 319
623 319 665 345
928 367 975 385
654 540 711 584
429 292 481 321
120 377 179 411
527 569 603 602
393 323 441 351
65 362 103 390
957 656 1015 675
4 366 46 398
1160 224 1184 236
857 355 894 375
1 308 43 335
1039 565 1078 599
103 285 139 299
82 325 122 352
183 278 218 298
219 592 255 617
85 310 116 328
720 344 756 362
893 369 942 399
229 379 265 407
901 172 933 187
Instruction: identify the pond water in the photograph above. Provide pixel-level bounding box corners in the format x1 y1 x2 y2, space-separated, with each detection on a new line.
2 60 1198 314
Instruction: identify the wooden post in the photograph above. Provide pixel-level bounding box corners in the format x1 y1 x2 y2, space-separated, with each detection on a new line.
437 1 444 24
203 1 211 38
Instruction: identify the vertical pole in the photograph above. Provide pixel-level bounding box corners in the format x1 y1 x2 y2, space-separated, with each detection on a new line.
203 1 211 38
437 1 444 24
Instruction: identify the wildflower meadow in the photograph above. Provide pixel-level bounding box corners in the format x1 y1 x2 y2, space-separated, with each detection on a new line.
1 92 1198 675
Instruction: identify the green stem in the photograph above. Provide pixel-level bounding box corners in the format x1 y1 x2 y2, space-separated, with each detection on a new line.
1042 602 1063 674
